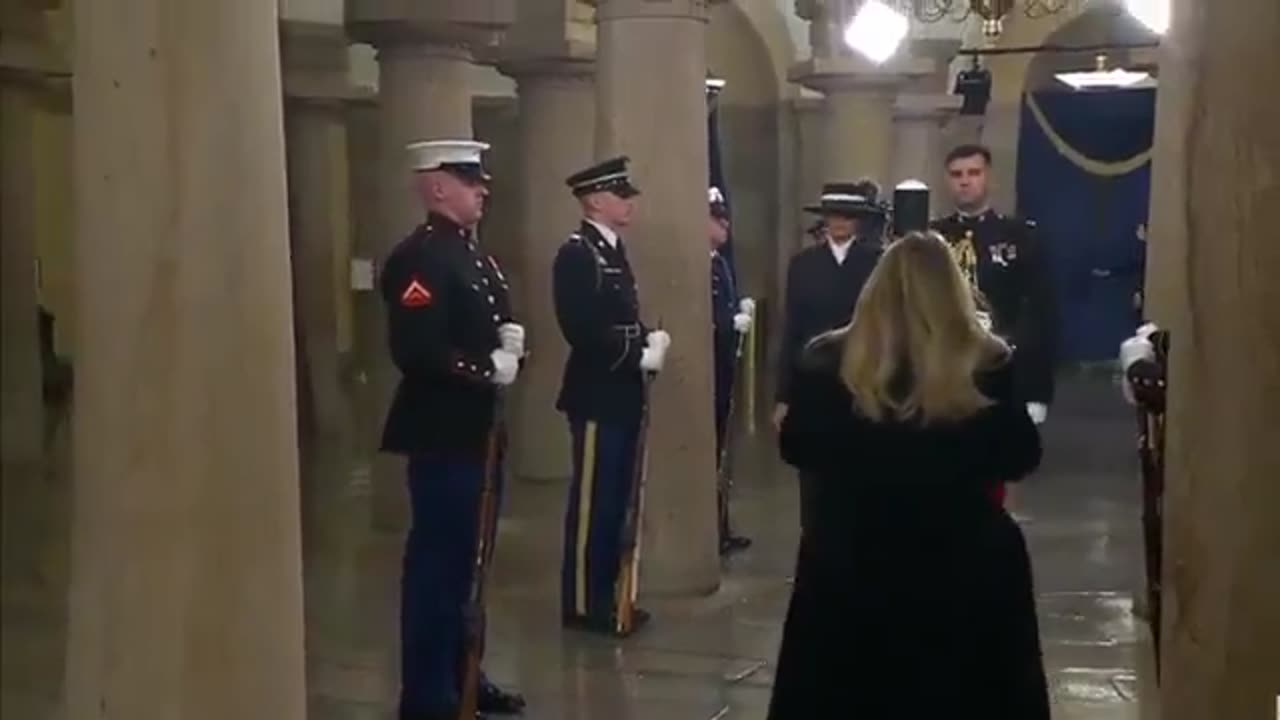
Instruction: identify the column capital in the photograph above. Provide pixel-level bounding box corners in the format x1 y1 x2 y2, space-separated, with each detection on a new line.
345 0 514 50
589 0 714 22
280 20 372 102
499 54 595 85
789 55 935 94
894 92 963 122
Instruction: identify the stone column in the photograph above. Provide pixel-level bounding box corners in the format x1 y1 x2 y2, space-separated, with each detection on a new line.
64 1 307 718
791 56 931 187
346 2 509 529
1 26 63 719
280 18 360 543
594 0 719 596
500 56 595 481
1144 1 1280 717
892 93 962 192
0 58 46 589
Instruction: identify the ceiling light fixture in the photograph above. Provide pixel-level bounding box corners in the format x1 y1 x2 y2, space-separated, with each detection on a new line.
844 1 910 64
1055 54 1153 90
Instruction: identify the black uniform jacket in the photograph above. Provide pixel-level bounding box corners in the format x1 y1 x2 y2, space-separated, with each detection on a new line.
775 238 882 404
552 220 647 425
711 250 739 372
931 210 1058 404
379 213 515 459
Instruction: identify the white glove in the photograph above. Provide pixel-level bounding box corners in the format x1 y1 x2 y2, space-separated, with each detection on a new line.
739 298 756 317
640 330 671 372
733 312 752 334
646 330 671 354
1119 334 1155 373
1026 402 1048 425
489 349 519 386
498 322 525 357
975 310 993 332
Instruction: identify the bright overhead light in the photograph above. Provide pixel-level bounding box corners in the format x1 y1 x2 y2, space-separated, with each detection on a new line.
844 1 909 65
1125 0 1170 34
1056 67 1152 89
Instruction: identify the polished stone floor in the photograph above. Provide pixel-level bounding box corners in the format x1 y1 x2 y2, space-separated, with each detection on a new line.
1 371 1157 719
302 370 1158 720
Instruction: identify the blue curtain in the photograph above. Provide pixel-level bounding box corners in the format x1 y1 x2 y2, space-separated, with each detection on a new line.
1016 88 1154 364
708 103 738 283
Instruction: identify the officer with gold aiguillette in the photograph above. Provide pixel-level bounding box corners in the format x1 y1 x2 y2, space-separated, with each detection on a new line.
931 144 1058 424
379 139 526 720
554 156 671 638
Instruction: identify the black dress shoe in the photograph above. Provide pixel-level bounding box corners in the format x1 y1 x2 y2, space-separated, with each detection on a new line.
478 680 526 715
719 535 753 556
399 710 486 720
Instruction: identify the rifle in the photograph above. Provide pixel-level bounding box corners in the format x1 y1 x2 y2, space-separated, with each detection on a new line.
457 422 503 719
614 347 658 636
716 328 748 538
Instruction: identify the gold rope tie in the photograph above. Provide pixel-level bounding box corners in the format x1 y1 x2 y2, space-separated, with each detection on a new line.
1026 93 1152 176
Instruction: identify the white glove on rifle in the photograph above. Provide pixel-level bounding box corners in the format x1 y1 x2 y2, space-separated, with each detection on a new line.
1026 402 1048 425
498 322 525 357
1119 334 1155 373
489 349 519 386
733 313 752 334
738 297 756 317
640 330 671 373
1118 325 1158 405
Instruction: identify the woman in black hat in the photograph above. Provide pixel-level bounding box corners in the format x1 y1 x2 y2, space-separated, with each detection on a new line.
774 179 887 532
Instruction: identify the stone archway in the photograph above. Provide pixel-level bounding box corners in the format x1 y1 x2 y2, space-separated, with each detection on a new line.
710 1 786 301
978 4 1155 211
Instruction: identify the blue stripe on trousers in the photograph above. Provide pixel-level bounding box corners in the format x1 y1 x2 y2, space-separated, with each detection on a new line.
561 416 640 625
399 448 505 716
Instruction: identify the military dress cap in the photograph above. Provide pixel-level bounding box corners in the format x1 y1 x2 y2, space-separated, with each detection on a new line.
804 180 887 217
709 186 730 220
566 156 640 198
406 139 491 182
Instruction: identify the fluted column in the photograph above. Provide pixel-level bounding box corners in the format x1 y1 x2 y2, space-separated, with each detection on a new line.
64 0 306 717
892 93 962 191
1145 0 1280 716
501 57 595 481
594 0 719 595
791 55 931 186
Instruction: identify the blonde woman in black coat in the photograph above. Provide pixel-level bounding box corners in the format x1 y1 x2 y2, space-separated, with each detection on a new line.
767 231 1050 719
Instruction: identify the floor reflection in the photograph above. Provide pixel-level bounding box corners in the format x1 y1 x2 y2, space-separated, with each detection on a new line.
303 371 1157 719
0 372 1155 719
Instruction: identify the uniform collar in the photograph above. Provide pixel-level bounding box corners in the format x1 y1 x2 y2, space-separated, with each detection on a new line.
584 218 620 249
956 207 995 222
425 211 472 239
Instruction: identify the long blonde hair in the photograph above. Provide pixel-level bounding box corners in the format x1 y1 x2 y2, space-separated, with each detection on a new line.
832 230 1009 423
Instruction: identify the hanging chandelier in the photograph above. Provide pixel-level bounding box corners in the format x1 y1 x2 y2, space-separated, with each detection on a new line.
887 0 1082 39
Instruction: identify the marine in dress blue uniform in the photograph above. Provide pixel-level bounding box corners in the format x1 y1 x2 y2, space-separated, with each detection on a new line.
930 145 1058 419
553 156 671 637
380 139 526 720
708 187 754 555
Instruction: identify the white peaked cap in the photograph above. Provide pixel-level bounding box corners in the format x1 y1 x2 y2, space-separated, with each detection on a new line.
406 139 490 172
896 179 928 190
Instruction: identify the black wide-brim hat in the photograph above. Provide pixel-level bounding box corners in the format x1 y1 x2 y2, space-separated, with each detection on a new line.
804 180 887 217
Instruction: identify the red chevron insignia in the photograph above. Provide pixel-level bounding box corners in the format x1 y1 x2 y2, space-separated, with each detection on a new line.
400 278 432 308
